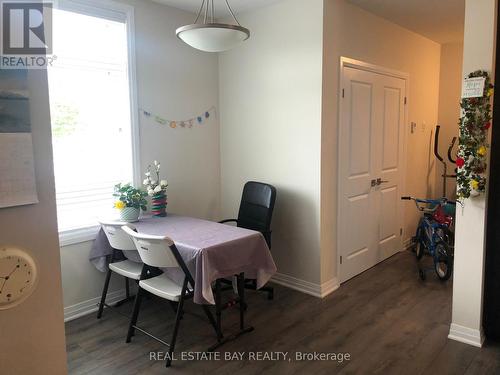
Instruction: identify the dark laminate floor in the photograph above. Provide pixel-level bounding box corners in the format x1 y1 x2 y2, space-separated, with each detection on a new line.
65 251 500 375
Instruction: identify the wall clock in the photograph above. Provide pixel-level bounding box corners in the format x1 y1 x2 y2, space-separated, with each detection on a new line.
0 247 38 310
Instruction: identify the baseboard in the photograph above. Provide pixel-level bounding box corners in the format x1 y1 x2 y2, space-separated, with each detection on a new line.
64 289 127 322
270 273 339 298
320 277 340 297
403 238 413 251
448 323 485 347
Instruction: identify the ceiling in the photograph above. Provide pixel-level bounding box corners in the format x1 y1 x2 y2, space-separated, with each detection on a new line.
347 0 465 44
153 0 284 15
154 0 465 44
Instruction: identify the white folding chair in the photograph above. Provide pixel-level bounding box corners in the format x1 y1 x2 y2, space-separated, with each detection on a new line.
121 225 218 367
97 220 144 319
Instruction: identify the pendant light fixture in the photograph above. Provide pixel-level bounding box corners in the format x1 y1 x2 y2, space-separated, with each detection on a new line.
176 0 250 53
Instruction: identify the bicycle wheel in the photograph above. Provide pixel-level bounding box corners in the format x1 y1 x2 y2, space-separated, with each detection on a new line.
414 226 425 260
434 242 453 281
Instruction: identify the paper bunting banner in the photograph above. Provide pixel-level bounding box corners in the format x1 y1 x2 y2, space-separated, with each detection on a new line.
140 106 216 129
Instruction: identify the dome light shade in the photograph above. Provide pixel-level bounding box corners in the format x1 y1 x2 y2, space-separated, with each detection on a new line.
176 23 250 53
176 0 250 53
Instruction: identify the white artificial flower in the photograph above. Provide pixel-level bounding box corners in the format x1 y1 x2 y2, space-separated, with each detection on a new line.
154 160 158 166
150 180 157 186
143 179 149 185
160 180 168 187
147 189 154 196
145 172 151 177
154 185 162 193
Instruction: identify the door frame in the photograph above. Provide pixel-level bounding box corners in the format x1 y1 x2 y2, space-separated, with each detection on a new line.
336 57 410 283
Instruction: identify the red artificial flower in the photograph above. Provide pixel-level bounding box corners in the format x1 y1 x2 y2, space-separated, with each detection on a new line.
456 157 465 168
485 122 492 130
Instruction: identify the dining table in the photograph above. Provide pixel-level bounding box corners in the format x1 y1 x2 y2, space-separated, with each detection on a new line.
89 214 277 349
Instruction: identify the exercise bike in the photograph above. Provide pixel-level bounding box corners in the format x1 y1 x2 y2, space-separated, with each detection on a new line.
435 125 458 197
401 196 455 281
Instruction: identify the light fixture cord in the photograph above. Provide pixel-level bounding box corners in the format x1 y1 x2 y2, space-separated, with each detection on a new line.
224 0 241 26
204 0 209 23
195 0 242 26
194 0 206 24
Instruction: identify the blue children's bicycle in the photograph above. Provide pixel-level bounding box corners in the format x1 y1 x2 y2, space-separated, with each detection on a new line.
401 196 455 281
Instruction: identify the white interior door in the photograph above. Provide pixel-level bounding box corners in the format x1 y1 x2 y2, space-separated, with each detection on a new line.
339 62 406 283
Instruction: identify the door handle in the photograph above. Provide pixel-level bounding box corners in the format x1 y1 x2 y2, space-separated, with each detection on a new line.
371 179 378 187
377 178 389 185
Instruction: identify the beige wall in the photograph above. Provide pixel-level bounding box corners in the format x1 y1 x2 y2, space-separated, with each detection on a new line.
219 0 324 284
321 0 442 283
437 42 464 200
60 0 220 315
0 71 67 373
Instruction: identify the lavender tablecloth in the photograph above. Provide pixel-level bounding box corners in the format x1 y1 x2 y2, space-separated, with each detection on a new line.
89 215 277 304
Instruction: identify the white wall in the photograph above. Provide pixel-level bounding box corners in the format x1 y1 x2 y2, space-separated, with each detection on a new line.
0 72 67 372
321 0 442 283
219 0 324 285
60 0 220 317
437 42 464 200
449 0 497 348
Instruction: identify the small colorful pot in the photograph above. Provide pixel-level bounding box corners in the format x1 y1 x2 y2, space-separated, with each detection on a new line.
152 192 167 217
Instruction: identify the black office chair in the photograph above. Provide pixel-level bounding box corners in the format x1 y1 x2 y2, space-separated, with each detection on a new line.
220 181 277 300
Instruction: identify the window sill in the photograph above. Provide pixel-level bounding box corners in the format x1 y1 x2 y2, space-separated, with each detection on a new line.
59 225 100 247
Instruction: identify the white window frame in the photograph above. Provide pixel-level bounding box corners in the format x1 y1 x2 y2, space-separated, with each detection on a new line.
53 0 141 247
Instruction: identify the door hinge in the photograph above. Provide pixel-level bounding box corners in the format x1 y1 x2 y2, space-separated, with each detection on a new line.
340 255 343 264
400 228 403 236
404 97 407 105
342 89 345 98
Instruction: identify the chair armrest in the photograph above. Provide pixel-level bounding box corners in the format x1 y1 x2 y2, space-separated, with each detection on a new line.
219 219 238 224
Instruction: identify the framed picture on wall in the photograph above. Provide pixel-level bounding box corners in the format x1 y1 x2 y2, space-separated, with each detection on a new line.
0 70 38 208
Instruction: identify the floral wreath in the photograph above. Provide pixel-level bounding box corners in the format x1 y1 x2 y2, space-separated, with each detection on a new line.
456 70 493 200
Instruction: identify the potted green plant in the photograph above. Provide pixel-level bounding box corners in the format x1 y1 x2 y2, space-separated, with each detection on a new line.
113 183 148 222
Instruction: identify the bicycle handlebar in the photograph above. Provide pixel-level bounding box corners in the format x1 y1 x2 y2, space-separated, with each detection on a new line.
400 196 455 213
400 196 448 203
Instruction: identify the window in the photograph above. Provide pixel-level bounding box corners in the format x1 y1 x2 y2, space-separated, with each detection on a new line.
48 0 139 244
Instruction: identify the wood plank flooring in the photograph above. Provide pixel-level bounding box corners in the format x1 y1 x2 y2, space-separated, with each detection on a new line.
65 251 500 374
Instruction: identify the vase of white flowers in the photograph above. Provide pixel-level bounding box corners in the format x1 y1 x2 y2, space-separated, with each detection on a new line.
144 160 168 217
